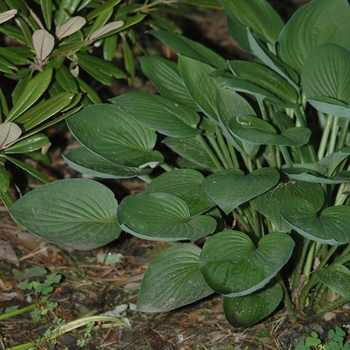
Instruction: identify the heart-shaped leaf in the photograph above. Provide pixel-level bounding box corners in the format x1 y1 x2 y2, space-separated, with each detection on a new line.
280 198 350 245
137 243 214 312
229 115 311 146
317 264 350 299
64 146 153 179
117 192 217 241
199 231 295 296
145 169 215 216
9 179 122 250
66 104 163 168
278 0 350 72
202 168 280 214
0 122 22 149
302 44 350 117
223 280 283 327
221 0 284 44
251 180 324 233
139 56 199 110
109 92 200 138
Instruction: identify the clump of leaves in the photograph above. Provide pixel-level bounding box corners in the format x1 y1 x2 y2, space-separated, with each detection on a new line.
0 0 220 211
9 0 350 328
296 327 350 350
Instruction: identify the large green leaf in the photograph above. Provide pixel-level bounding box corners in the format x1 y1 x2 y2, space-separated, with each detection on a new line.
199 231 294 296
63 146 153 179
9 179 122 250
229 115 311 146
278 0 350 72
66 104 163 168
109 92 200 138
216 85 260 158
280 198 350 245
117 192 217 241
178 56 219 120
137 243 214 312
302 44 350 117
317 264 350 299
227 60 299 106
223 280 283 327
251 181 324 233
145 169 215 216
139 56 198 110
162 136 218 172
202 168 280 214
221 0 284 44
148 30 227 69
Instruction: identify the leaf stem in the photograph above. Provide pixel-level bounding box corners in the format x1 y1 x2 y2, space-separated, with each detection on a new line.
336 117 350 151
317 113 333 160
215 126 234 168
195 134 223 171
276 273 297 324
327 115 339 155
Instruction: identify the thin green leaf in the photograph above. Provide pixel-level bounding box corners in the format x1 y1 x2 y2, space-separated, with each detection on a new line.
6 69 53 122
39 0 52 30
4 133 50 154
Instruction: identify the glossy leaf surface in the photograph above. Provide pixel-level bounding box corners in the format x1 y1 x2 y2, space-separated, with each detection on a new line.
137 244 214 312
109 92 200 138
199 231 294 296
66 104 163 168
9 179 121 250
145 169 215 216
223 281 283 327
280 199 350 245
117 192 217 241
202 168 280 214
251 181 324 233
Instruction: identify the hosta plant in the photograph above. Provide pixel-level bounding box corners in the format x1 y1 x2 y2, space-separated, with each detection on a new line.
9 0 350 327
0 0 220 210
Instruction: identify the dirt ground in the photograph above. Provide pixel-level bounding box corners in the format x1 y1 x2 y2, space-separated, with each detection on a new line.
1 3 350 350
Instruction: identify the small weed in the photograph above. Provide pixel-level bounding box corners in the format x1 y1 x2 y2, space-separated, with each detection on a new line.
296 327 350 350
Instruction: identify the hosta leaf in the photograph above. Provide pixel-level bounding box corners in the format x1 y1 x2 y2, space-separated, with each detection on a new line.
4 133 50 154
145 169 215 216
137 243 214 312
202 168 280 214
282 164 350 184
229 115 311 146
66 104 163 168
0 122 22 149
139 56 198 110
251 180 324 233
148 30 227 69
32 30 55 62
317 264 350 299
109 92 200 138
162 136 217 172
55 17 86 40
199 231 294 296
223 280 283 327
117 192 217 241
228 61 299 106
9 179 121 250
221 0 284 44
280 198 350 245
302 44 350 117
6 69 53 122
178 56 219 120
278 0 350 72
64 146 153 178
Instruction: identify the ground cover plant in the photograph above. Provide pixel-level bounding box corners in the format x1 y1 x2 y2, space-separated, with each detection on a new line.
8 0 350 329
0 0 220 212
